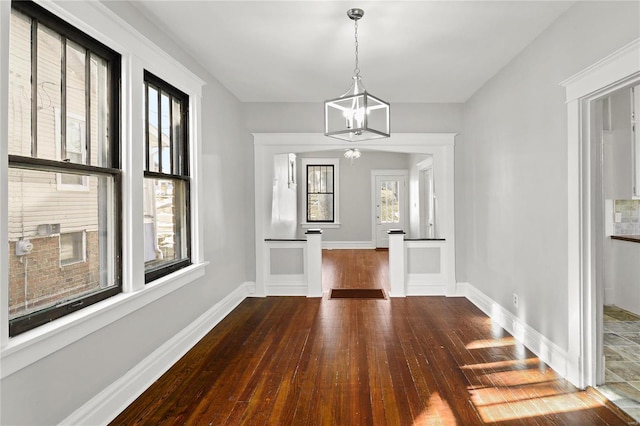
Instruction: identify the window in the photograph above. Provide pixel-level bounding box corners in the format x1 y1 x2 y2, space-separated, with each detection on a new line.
300 158 340 227
60 231 86 266
144 71 190 282
307 164 335 222
7 1 121 336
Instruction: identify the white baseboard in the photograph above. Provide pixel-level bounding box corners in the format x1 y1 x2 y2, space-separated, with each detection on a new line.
60 281 254 426
322 241 376 249
458 282 571 380
265 282 308 296
406 282 446 296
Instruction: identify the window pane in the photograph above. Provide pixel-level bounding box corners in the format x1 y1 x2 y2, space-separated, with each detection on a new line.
380 180 400 223
160 91 171 173
325 166 333 192
144 178 188 271
65 41 86 164
172 98 183 175
8 168 116 320
308 194 334 222
89 54 109 167
36 24 62 161
147 86 159 172
8 9 32 157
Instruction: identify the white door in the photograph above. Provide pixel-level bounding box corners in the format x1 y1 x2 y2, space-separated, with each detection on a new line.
374 174 407 248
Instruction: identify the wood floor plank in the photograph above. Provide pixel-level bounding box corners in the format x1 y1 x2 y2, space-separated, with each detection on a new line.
111 250 635 426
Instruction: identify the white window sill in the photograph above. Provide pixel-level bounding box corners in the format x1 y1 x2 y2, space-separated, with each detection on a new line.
301 222 341 229
0 262 208 379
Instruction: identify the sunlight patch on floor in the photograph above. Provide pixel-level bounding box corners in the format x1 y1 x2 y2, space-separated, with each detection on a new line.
412 392 456 425
461 357 540 372
466 336 515 349
472 386 603 423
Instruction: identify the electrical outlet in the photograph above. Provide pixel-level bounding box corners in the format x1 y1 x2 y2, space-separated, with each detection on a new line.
513 293 519 308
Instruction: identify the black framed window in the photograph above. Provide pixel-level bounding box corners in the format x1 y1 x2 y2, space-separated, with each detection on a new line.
7 1 121 336
143 71 191 282
306 165 335 222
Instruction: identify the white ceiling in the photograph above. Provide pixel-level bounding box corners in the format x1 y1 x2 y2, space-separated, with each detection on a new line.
130 1 574 103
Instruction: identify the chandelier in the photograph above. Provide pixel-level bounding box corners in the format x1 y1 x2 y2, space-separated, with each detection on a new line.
324 9 390 142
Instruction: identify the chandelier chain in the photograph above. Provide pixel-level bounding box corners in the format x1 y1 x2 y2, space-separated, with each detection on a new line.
353 19 360 77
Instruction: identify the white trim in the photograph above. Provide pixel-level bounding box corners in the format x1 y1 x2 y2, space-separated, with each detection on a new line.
59 281 252 426
265 283 309 296
1 262 208 379
560 39 640 102
322 241 375 249
460 282 571 380
301 222 341 229
561 37 640 388
406 282 446 296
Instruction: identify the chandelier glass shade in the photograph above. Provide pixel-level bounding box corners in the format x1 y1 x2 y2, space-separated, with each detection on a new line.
344 148 361 160
324 9 390 142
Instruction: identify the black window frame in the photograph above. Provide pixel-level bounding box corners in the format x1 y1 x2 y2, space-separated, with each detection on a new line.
8 0 122 336
306 164 335 223
143 70 191 283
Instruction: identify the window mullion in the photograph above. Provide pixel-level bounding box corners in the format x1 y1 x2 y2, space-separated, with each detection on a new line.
31 18 38 157
85 48 91 165
144 83 149 171
156 87 161 173
169 95 174 174
61 35 67 161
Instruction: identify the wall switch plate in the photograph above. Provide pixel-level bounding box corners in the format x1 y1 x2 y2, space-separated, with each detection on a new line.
615 212 622 223
513 293 519 308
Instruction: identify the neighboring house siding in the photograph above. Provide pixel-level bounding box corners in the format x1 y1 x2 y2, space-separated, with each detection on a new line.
7 170 99 240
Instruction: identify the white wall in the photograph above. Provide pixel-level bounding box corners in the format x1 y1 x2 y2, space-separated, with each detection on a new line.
0 2 250 424
460 1 640 353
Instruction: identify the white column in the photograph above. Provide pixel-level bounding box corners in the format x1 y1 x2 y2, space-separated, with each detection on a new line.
388 230 406 297
306 230 323 297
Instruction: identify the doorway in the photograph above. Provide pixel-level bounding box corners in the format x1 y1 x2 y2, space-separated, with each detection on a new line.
372 170 408 248
562 38 639 389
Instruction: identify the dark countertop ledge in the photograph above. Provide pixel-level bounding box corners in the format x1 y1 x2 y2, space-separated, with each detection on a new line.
611 235 640 244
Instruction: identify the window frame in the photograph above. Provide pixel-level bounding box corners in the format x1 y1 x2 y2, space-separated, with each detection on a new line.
143 70 191 283
300 157 341 228
306 164 335 223
7 0 122 337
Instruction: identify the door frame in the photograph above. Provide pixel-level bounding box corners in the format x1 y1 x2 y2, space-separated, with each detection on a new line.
561 38 640 388
371 169 409 248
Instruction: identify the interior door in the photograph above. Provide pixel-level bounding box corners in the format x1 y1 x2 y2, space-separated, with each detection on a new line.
374 174 407 248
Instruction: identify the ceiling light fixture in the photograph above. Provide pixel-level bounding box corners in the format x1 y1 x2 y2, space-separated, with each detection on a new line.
324 8 390 142
344 148 361 164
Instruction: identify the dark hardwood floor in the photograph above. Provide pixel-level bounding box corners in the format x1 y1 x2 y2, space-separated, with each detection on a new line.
112 250 634 425
322 249 389 291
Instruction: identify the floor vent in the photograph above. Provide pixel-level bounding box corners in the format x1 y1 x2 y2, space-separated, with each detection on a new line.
329 288 386 299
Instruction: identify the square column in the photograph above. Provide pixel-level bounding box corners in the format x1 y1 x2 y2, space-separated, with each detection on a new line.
388 230 406 297
306 229 323 297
